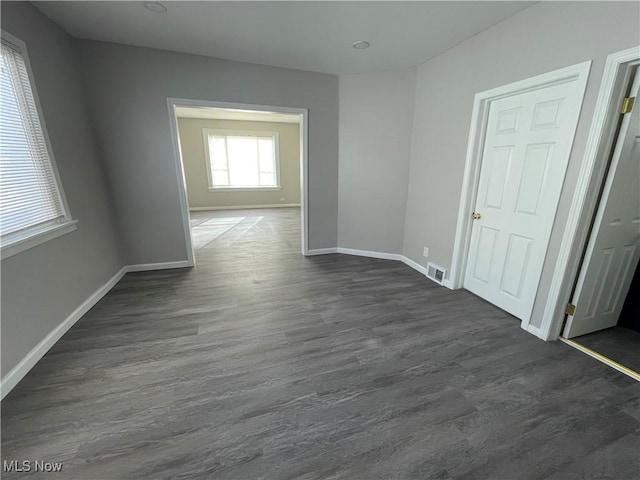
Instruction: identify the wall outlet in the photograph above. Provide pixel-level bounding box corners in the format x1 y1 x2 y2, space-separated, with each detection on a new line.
280 197 285 201
423 247 429 258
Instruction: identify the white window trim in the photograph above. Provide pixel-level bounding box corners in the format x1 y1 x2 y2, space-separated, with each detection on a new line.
208 187 282 192
202 128 281 191
1 220 78 260
0 30 76 260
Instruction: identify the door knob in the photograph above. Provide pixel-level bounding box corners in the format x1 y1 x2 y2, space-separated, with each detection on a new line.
472 212 482 220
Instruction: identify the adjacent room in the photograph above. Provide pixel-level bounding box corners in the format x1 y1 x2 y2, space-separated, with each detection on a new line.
172 104 305 256
1 1 639 479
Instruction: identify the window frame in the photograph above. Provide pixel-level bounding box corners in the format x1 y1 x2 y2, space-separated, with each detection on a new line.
202 128 281 192
1 30 76 260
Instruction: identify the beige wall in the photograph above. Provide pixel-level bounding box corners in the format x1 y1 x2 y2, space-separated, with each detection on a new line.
177 118 301 209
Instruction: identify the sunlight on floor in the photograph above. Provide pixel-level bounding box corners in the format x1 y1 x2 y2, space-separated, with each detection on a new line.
190 216 245 248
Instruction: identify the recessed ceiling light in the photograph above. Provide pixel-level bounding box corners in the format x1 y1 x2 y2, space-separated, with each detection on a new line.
143 1 167 13
352 41 370 50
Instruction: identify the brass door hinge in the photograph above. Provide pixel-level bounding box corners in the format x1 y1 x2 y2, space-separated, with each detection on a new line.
621 96 635 114
565 303 576 316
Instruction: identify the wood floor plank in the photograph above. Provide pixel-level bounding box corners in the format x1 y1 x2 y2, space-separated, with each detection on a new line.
2 208 638 479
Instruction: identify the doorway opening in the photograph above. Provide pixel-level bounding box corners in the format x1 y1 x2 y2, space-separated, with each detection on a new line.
167 99 309 264
560 64 640 381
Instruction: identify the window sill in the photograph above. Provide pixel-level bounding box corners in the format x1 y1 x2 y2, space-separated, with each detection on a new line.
208 187 282 192
1 220 78 260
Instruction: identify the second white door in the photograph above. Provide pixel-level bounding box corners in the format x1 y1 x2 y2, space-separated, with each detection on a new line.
464 80 586 321
563 69 640 338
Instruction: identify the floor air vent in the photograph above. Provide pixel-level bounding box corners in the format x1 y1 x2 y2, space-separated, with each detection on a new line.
426 263 447 285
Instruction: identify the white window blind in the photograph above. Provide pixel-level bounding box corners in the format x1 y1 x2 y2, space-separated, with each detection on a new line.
206 132 278 188
0 39 68 243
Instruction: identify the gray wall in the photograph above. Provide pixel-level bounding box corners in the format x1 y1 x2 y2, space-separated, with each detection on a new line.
0 3 122 377
403 1 640 328
338 69 416 254
177 118 301 209
78 41 339 263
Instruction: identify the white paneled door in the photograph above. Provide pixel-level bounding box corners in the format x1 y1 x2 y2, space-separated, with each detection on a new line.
464 80 585 321
563 71 640 338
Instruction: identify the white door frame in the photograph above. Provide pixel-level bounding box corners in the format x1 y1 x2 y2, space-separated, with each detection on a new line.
562 65 640 338
448 61 591 335
166 98 310 266
539 47 640 341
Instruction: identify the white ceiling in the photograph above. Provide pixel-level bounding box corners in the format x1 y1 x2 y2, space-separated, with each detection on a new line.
175 106 300 123
33 1 536 75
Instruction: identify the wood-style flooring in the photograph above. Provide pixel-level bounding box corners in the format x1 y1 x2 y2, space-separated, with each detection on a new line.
574 325 640 374
2 208 639 479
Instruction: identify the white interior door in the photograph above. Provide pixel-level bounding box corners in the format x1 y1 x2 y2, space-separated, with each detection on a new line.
563 71 640 338
464 80 585 321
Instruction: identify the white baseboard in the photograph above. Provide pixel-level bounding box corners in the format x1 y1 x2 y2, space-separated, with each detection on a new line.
1 248 446 398
126 261 193 272
190 204 300 212
523 322 547 341
442 279 455 290
335 248 453 289
402 255 456 289
306 248 338 256
0 259 197 399
336 247 403 261
307 246 437 281
401 255 427 275
0 266 127 400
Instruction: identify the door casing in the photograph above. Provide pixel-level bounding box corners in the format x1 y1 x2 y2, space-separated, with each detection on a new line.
167 98 310 266
448 61 591 338
538 48 640 341
563 65 640 338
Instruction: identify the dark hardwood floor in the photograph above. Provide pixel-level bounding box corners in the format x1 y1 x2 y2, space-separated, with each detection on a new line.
2 208 639 479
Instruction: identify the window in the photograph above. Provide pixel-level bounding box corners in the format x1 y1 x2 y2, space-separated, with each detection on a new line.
0 32 75 259
203 129 280 190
